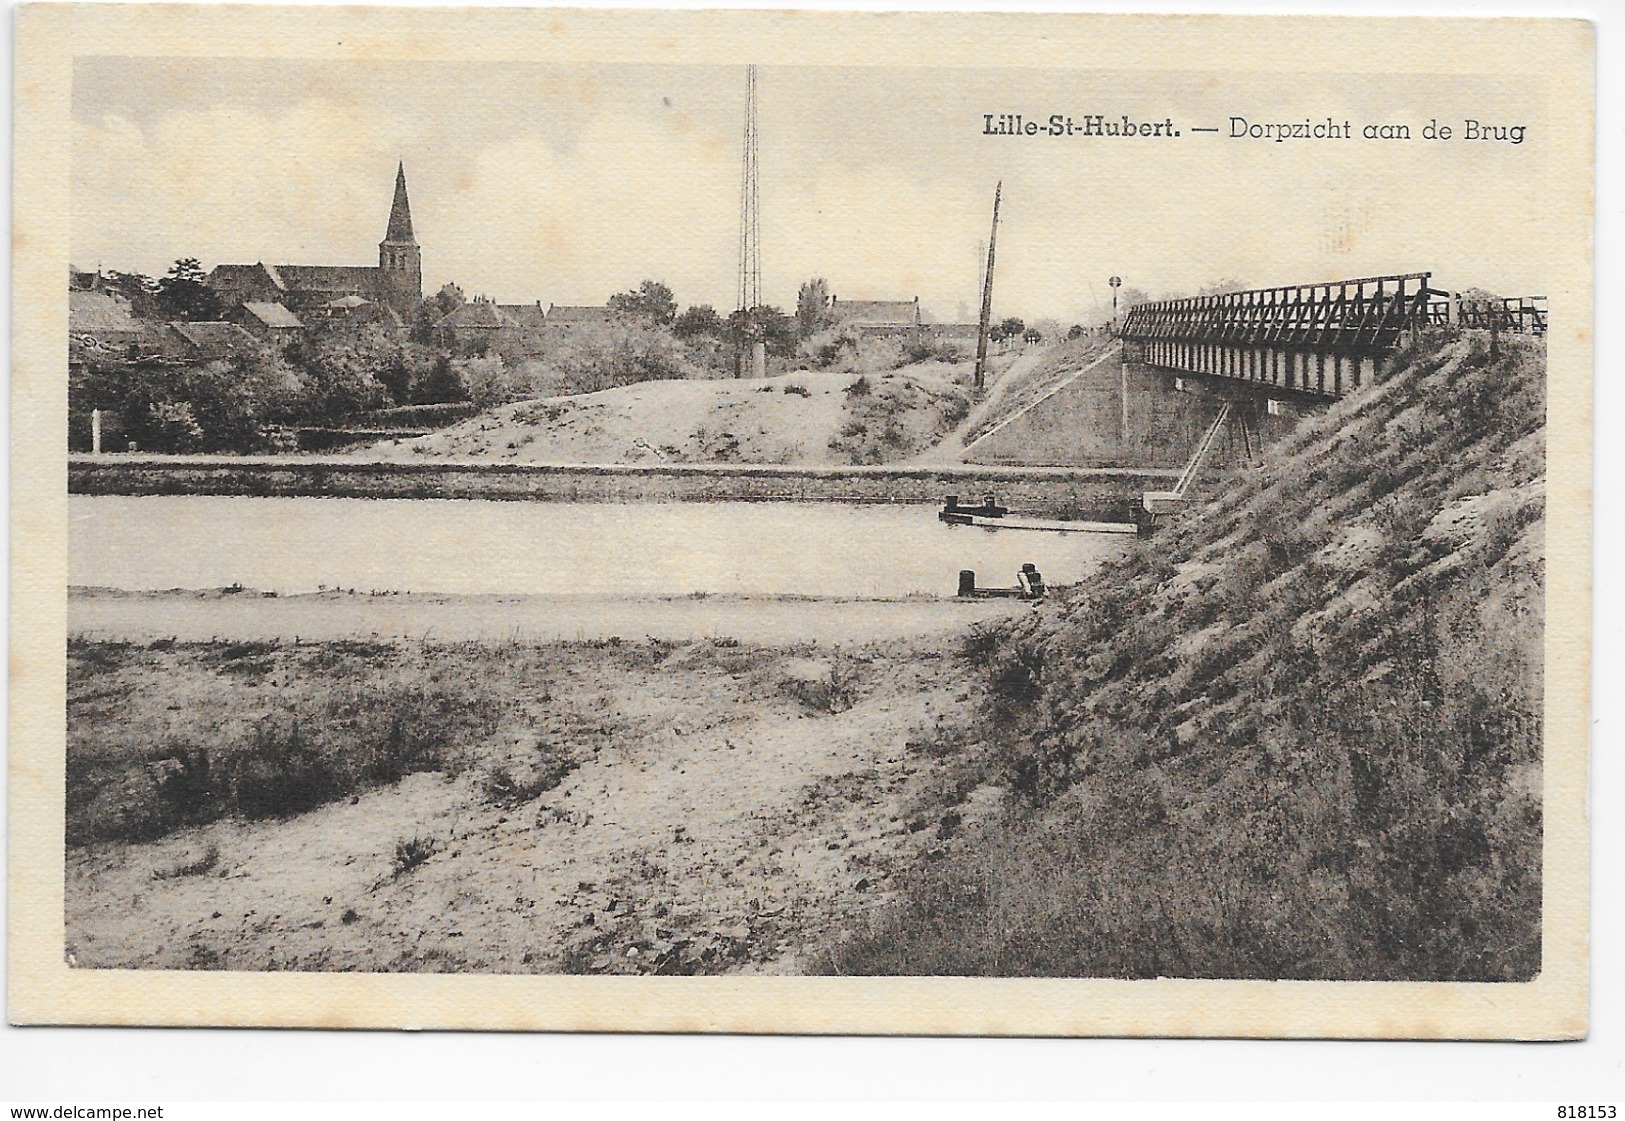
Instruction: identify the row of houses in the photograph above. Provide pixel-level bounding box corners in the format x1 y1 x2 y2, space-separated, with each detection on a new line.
427 299 617 346
73 272 984 370
69 288 262 369
69 269 629 361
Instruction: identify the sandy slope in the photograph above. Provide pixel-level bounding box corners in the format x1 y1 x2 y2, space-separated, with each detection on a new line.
66 634 1006 975
355 365 969 466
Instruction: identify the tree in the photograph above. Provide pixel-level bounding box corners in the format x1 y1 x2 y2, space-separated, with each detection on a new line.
283 331 395 423
456 355 516 408
795 278 833 338
608 279 677 326
413 355 468 405
375 351 414 405
101 271 159 318
673 304 724 338
1197 278 1250 297
991 316 1026 342
153 258 224 322
760 307 798 356
430 282 467 317
727 305 796 357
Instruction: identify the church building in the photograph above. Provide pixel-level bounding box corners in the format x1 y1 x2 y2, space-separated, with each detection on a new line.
206 163 423 320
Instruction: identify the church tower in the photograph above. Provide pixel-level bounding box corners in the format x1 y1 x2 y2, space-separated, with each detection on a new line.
377 162 422 314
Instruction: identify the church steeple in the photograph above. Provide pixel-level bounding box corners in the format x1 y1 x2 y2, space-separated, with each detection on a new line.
384 162 415 244
378 161 422 313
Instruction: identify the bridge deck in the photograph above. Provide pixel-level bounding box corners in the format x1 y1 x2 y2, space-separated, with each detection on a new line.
1118 273 1546 399
1118 272 1434 399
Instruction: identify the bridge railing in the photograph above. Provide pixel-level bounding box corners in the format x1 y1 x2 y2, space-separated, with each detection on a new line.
1421 294 1547 335
1118 272 1434 354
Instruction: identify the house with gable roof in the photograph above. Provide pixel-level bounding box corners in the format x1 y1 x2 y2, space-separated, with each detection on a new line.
233 300 307 345
829 295 922 338
543 304 616 332
168 321 260 363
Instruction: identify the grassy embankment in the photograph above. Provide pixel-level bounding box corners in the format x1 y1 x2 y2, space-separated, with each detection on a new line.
836 330 1546 980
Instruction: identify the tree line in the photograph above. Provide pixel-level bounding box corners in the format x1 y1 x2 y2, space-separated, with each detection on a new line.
73 258 1087 453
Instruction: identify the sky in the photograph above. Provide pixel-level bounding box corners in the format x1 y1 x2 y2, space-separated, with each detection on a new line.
73 57 1553 323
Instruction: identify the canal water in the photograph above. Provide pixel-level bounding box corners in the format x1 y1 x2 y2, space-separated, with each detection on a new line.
69 495 1129 598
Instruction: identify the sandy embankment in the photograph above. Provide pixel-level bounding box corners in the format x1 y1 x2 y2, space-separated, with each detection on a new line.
66 600 1019 974
354 364 969 467
68 586 1027 645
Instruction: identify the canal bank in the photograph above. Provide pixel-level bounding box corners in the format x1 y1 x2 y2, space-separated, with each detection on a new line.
68 586 1029 646
68 455 1177 515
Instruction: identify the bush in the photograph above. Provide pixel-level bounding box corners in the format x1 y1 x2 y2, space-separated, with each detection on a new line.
901 338 962 365
66 639 514 844
507 322 715 396
392 834 438 878
776 655 860 714
827 373 968 464
480 735 580 807
231 719 340 819
412 355 468 405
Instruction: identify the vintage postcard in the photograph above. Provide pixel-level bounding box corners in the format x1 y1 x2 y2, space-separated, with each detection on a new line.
9 6 1593 1036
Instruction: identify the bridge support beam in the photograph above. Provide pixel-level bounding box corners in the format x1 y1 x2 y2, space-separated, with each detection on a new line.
1131 338 1379 398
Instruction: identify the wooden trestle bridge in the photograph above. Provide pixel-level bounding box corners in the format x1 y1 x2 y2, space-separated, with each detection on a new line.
1118 272 1546 399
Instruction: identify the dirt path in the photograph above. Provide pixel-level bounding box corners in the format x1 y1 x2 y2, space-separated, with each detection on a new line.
66 637 1001 974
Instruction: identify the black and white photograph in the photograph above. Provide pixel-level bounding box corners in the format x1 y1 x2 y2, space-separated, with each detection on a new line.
11 6 1593 1037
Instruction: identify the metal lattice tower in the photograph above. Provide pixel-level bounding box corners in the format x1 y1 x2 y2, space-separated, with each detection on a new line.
736 65 762 316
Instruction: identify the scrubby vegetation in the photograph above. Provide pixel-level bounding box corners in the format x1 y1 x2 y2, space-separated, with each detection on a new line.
69 326 456 454
65 638 622 845
65 632 833 851
828 369 973 465
838 330 1545 980
796 328 969 380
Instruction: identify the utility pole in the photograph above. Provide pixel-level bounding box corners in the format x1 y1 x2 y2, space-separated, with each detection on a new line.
973 181 1002 392
1108 275 1127 441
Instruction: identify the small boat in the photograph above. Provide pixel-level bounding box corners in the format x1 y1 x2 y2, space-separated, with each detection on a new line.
940 493 1148 534
938 494 1008 521
942 510 1141 534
